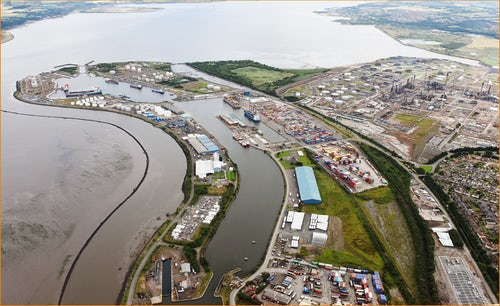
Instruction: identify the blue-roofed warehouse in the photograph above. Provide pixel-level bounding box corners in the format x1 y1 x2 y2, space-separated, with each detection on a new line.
196 134 220 154
295 166 322 204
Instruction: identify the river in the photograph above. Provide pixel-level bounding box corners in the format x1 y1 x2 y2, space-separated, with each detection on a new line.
2 1 478 304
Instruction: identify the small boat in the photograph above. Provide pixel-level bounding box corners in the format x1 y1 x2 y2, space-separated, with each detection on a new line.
130 84 142 90
119 94 130 99
152 89 165 94
105 79 119 84
239 140 250 148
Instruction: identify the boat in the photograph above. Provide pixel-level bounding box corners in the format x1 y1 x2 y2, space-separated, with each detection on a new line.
152 89 165 94
63 84 102 97
244 107 260 123
223 95 241 109
130 84 143 90
105 79 119 84
239 140 250 148
232 133 243 141
119 94 130 100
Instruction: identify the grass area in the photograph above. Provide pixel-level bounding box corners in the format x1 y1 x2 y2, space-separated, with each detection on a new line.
187 60 327 96
419 165 433 173
378 24 498 66
302 167 384 271
58 66 78 75
275 150 315 169
395 113 438 159
356 188 417 294
193 272 213 298
465 36 499 49
149 62 172 72
231 66 293 86
212 169 235 181
355 186 395 204
207 185 227 196
395 113 421 126
413 118 437 140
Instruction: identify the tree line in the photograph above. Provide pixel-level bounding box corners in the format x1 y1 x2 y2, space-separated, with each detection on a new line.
359 143 440 304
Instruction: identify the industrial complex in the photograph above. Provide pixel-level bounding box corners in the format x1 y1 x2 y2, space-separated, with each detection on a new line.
14 57 498 306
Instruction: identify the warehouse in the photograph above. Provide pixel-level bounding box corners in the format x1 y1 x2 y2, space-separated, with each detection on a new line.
311 232 328 247
186 134 220 155
291 212 305 231
195 152 226 179
295 166 322 204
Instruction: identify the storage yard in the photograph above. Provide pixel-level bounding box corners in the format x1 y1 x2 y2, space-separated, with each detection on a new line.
239 258 388 305
310 142 387 193
170 196 222 241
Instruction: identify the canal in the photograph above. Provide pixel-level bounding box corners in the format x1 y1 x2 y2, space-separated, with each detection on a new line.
172 98 286 303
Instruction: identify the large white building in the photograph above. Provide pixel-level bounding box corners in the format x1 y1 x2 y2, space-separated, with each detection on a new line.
195 152 226 179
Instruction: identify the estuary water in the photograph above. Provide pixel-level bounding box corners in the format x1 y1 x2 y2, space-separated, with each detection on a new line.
2 1 478 304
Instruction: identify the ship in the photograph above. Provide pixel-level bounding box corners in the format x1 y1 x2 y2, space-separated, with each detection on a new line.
152 89 165 94
243 106 260 123
105 79 119 84
130 84 143 90
63 84 102 98
223 95 241 109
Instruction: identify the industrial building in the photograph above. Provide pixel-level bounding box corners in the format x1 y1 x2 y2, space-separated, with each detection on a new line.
295 166 322 204
262 288 292 304
286 211 306 231
311 232 328 247
186 134 220 155
195 152 226 179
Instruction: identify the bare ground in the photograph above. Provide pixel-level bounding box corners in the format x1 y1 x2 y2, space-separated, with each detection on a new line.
329 216 344 252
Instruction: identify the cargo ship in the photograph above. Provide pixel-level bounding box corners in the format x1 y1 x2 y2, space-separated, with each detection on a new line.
223 95 241 109
105 79 119 84
152 89 165 94
130 84 143 90
243 107 260 123
63 84 102 98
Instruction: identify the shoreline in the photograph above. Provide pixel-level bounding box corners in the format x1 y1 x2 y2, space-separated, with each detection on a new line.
2 102 152 304
12 86 236 304
2 31 14 44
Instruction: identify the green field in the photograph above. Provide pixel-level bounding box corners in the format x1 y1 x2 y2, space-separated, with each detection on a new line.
395 113 438 159
356 187 417 295
275 150 315 169
278 150 384 271
231 66 293 86
187 60 327 96
419 165 433 173
304 167 384 271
